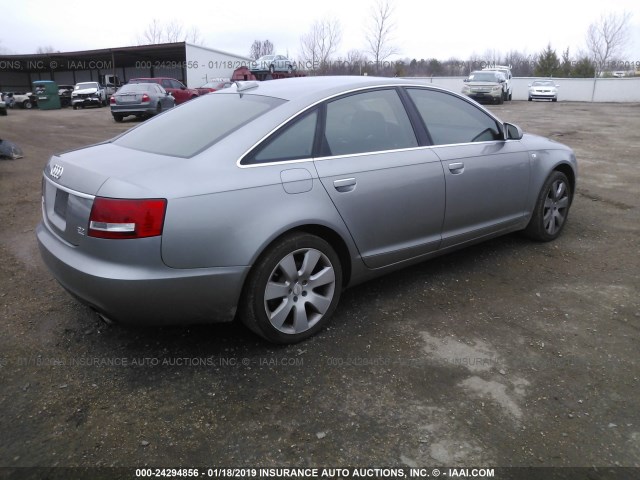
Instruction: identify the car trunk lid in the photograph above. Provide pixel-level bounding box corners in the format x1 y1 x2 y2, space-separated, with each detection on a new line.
42 143 176 246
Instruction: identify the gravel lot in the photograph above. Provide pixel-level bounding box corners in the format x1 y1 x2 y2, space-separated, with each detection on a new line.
0 100 639 476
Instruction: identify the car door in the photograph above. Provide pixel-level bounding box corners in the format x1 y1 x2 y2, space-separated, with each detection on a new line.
313 88 446 269
172 79 189 103
405 88 530 248
157 85 171 109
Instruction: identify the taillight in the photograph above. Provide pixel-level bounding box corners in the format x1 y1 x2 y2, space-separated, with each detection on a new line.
88 198 167 239
141 93 150 102
109 96 116 104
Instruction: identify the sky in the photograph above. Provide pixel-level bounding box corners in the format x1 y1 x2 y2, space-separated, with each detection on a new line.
2 0 640 64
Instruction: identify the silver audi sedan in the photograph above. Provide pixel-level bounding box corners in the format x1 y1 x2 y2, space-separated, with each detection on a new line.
37 76 577 343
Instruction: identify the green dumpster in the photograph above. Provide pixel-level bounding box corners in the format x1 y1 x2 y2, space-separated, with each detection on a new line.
32 80 61 110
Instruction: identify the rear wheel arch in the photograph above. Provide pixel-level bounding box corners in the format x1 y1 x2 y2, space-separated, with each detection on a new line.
244 224 353 290
238 227 347 343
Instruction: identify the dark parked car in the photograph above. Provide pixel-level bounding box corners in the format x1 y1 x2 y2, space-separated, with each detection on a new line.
58 85 75 108
128 77 198 104
37 76 577 343
110 83 175 122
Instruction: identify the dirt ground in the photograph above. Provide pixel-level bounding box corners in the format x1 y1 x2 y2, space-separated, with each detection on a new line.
0 100 639 476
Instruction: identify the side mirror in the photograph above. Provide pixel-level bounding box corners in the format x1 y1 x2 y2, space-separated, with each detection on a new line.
463 78 469 83
180 86 186 90
505 123 523 140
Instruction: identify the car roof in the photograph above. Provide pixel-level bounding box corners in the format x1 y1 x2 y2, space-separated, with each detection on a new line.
227 75 451 103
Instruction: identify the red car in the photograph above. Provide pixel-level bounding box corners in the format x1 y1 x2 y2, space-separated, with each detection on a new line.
195 80 233 96
128 78 198 104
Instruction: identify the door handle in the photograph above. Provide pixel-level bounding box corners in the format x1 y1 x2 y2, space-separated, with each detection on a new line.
448 162 465 174
333 178 356 192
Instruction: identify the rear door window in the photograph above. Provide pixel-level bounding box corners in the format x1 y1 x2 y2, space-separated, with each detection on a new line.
322 89 418 156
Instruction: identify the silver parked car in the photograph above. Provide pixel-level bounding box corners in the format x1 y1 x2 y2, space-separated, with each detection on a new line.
250 54 296 74
528 80 559 102
37 76 577 343
110 83 175 121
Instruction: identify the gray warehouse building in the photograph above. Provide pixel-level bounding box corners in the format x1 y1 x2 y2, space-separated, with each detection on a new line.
0 42 251 91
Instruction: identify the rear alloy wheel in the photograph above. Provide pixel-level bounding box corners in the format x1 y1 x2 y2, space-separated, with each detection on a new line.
23 100 32 109
524 171 571 241
240 233 342 343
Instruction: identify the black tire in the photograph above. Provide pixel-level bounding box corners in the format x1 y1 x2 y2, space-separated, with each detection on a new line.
552 97 558 102
23 100 32 109
239 232 342 344
112 114 123 122
524 171 572 242
497 95 504 105
509 92 512 101
528 96 532 101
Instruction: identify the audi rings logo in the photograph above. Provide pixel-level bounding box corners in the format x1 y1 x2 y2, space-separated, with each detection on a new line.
50 164 64 179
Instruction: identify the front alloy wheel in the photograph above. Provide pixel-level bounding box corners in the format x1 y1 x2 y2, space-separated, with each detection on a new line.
240 233 342 343
524 171 571 241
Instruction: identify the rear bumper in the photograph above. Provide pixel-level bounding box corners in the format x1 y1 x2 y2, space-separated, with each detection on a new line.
36 222 248 326
110 105 157 115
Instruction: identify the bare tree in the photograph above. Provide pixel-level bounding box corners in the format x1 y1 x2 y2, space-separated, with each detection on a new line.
165 21 184 43
481 49 502 67
138 19 164 44
137 20 205 45
185 26 204 45
504 50 535 76
36 45 58 54
299 17 342 73
249 40 274 60
365 0 398 73
346 49 369 75
586 11 632 73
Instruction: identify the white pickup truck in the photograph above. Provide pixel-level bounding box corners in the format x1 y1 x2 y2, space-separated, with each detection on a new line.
3 92 34 109
71 81 107 109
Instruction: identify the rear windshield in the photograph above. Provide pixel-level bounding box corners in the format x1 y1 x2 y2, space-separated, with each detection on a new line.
118 84 155 93
114 93 285 158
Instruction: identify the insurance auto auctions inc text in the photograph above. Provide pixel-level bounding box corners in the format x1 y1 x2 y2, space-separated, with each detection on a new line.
237 468 495 478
